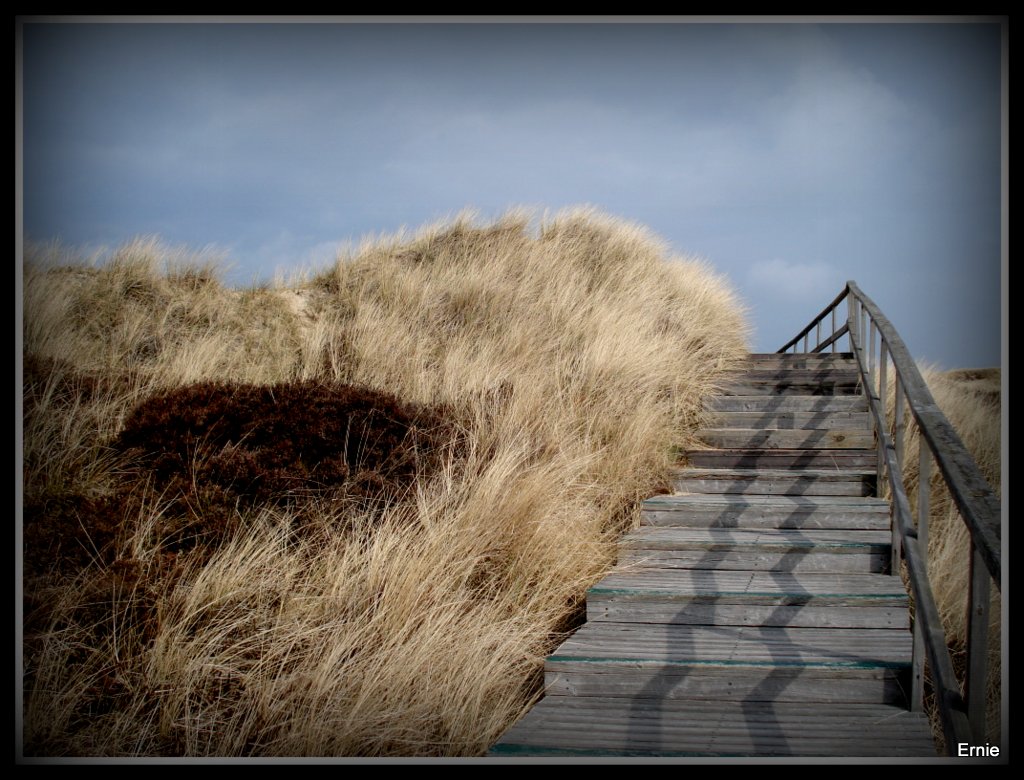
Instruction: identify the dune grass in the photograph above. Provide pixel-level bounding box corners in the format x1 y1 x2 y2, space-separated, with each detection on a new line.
888 366 1002 748
21 208 749 756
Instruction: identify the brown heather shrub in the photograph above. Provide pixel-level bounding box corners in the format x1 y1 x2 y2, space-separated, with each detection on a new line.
113 380 455 552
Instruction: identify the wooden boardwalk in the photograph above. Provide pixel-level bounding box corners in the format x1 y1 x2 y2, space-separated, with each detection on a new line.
490 353 938 758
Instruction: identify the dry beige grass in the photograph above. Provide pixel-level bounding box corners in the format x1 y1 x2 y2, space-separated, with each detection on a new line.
21 208 749 756
887 365 1002 747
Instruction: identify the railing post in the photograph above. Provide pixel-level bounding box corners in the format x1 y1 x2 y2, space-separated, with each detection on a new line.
861 306 868 368
894 373 905 472
847 295 858 354
966 540 991 743
831 308 837 353
918 441 930 572
868 320 877 393
878 340 888 496
911 441 931 712
816 319 822 353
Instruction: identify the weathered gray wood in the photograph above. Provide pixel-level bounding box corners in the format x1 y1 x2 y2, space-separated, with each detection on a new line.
672 468 875 496
698 428 874 450
707 395 868 412
706 410 872 430
967 541 991 743
878 340 888 495
620 527 890 572
746 351 854 364
901 534 973 750
847 281 1000 584
918 440 930 569
683 448 877 470
622 526 892 547
589 600 908 629
620 548 887 573
911 618 925 712
720 381 861 397
778 285 850 353
544 669 907 705
490 339 946 758
549 622 912 666
730 368 861 383
592 568 908 595
642 494 891 530
490 699 935 757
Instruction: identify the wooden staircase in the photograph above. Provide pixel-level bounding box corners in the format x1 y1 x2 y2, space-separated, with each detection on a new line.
490 352 938 758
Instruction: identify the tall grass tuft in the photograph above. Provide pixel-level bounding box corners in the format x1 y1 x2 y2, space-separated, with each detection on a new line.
22 208 749 755
888 366 1001 748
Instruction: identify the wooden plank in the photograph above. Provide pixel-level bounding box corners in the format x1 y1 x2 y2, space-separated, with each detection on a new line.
745 352 854 363
683 449 878 470
672 468 875 496
621 526 890 549
729 368 861 383
706 410 872 430
697 428 875 449
619 549 887 573
550 623 913 666
642 501 890 530
544 667 907 705
491 698 935 757
592 568 910 598
707 395 868 412
588 600 909 630
720 381 861 397
620 528 890 565
643 494 890 508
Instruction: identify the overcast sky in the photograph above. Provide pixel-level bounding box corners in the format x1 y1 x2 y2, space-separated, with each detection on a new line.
20 20 1003 368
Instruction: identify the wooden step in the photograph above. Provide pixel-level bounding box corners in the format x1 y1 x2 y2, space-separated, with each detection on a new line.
619 527 889 573
745 352 855 365
672 468 875 496
708 395 869 412
642 494 890 530
708 410 872 430
587 569 909 629
720 381 861 396
489 698 936 757
731 368 861 383
684 449 877 470
544 623 913 704
697 428 874 449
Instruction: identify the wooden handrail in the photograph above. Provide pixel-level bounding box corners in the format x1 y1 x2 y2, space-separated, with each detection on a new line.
778 286 850 353
777 281 1001 754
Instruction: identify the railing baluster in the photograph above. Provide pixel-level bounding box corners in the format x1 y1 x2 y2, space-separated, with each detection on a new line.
816 319 821 352
878 340 888 496
911 615 926 712
911 435 932 712
967 539 991 743
868 320 877 395
861 306 868 367
918 439 930 566
894 373 905 472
